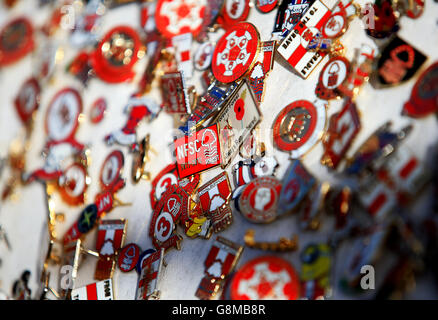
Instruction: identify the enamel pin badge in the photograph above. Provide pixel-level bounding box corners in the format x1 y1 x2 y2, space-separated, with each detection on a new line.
136 248 165 300
0 17 34 67
71 279 114 300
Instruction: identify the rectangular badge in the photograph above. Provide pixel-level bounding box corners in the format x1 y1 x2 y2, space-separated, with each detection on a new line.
94 219 127 280
136 248 164 300
277 0 336 79
71 279 114 300
213 79 262 168
175 123 221 178
161 71 191 114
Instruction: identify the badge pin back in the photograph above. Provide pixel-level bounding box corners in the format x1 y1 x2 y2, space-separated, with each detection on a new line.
212 22 260 84
244 229 299 251
230 255 301 300
0 17 35 67
272 99 327 159
402 62 438 118
371 35 427 88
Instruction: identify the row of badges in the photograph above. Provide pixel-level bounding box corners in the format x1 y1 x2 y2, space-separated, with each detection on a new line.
0 0 437 300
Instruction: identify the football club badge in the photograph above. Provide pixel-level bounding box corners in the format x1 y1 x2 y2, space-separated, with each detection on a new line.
239 176 282 223
276 0 339 79
89 98 107 124
272 0 310 39
403 62 438 118
14 77 41 129
244 229 299 251
320 0 358 40
149 185 188 250
217 0 251 28
155 0 207 39
94 219 127 280
174 123 221 178
91 25 144 83
197 171 233 232
372 36 427 88
365 0 399 39
315 56 350 100
161 71 191 114
230 256 301 300
172 33 194 78
98 150 125 197
136 248 165 300
57 162 89 206
248 62 267 102
300 243 332 299
272 100 327 158
104 94 160 152
194 41 215 71
63 204 99 245
212 22 260 83
24 88 85 183
0 17 34 67
232 156 279 191
180 201 212 239
321 99 361 169
213 79 262 167
278 160 316 215
71 279 114 300
255 0 278 13
118 243 141 273
337 44 376 99
195 236 243 300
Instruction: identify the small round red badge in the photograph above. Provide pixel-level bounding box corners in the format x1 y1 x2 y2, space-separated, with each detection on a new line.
230 256 301 300
0 17 34 66
118 243 141 273
212 22 260 83
14 78 40 126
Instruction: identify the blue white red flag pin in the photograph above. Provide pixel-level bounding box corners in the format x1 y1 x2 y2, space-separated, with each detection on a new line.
321 98 361 170
105 94 160 152
272 99 327 158
197 171 233 233
71 279 114 300
195 236 243 300
136 248 165 300
403 62 438 118
255 0 278 13
276 0 339 79
278 159 315 216
272 0 311 39
94 219 127 280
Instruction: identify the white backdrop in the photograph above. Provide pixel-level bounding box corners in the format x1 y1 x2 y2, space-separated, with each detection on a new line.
0 0 437 300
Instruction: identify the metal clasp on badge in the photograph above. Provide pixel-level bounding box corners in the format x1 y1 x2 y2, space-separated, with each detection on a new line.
244 229 299 251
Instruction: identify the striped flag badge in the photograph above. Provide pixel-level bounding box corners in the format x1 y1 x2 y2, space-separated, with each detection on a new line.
277 0 339 79
71 279 114 300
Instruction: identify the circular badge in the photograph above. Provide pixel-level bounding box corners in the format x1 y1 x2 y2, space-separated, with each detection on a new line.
58 163 88 206
118 243 141 273
155 0 207 38
403 62 438 118
212 22 260 83
0 17 34 66
45 88 82 143
272 100 326 158
92 26 142 83
321 12 347 39
14 78 40 125
99 150 125 191
316 56 349 100
77 204 98 234
230 256 301 300
239 176 282 223
194 41 214 71
89 98 107 124
220 0 251 27
255 0 278 13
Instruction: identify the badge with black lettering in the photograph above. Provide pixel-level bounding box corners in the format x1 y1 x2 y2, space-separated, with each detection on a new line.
71 279 114 300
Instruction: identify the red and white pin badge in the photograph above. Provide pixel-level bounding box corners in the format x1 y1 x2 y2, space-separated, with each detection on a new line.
321 99 361 169
89 98 107 124
136 248 165 300
238 176 282 223
155 0 207 39
94 219 127 280
217 0 251 28
0 17 34 67
14 77 40 127
230 256 301 300
212 22 260 84
315 56 350 100
71 279 114 300
91 26 143 83
194 41 215 71
272 100 326 158
161 71 191 114
58 162 89 206
255 0 278 13
99 150 125 195
118 243 141 273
